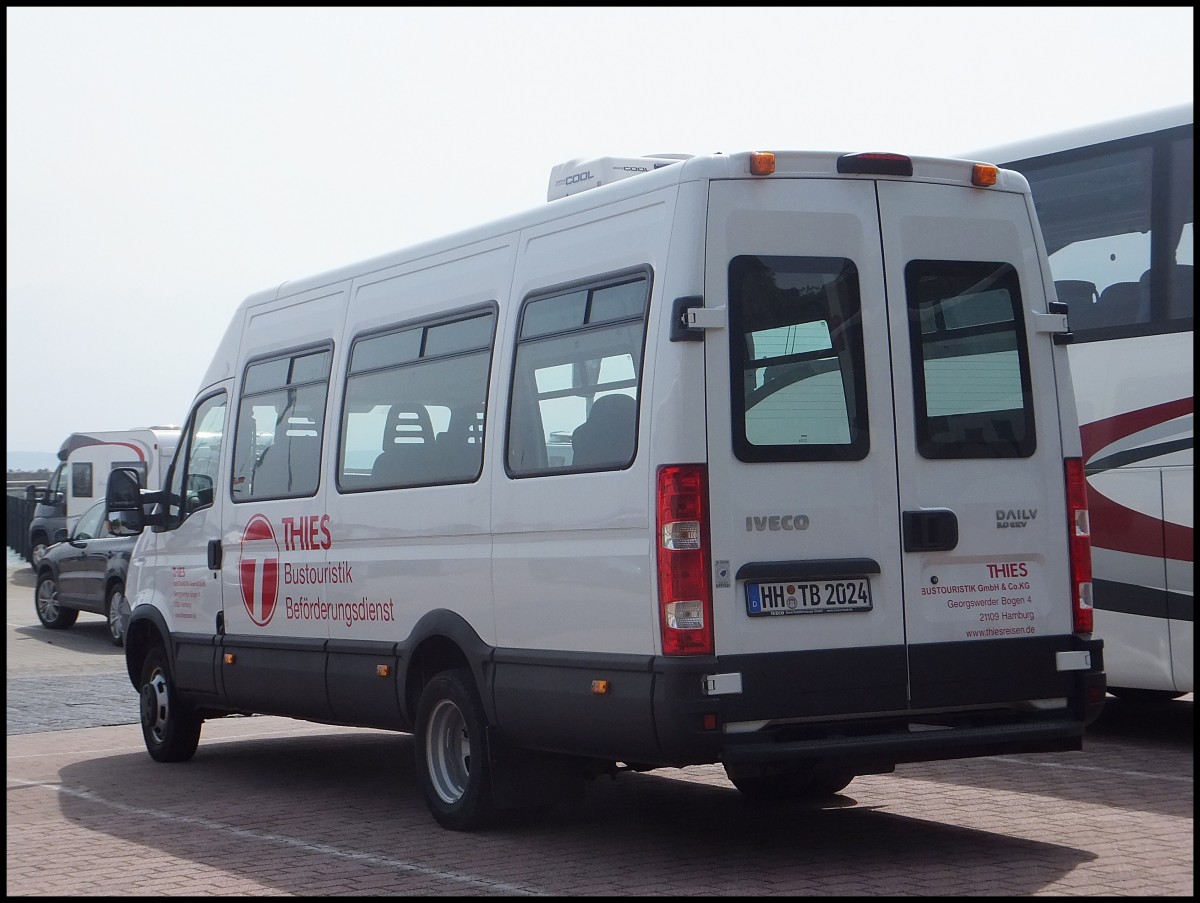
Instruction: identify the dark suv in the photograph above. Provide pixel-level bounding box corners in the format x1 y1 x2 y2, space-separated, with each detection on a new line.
33 500 135 646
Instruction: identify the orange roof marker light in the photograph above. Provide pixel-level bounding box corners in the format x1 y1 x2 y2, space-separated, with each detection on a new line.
972 162 1000 187
749 152 775 175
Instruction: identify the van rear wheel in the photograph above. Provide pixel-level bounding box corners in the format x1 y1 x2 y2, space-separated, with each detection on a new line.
724 762 855 800
139 646 201 763
414 668 497 831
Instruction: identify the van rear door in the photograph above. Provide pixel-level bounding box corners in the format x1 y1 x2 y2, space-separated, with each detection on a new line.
702 171 1073 719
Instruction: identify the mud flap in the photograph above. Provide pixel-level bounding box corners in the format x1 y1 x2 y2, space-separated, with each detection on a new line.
486 726 586 811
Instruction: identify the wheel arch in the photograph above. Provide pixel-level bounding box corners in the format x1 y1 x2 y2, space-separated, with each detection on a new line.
401 609 495 726
124 606 173 692
105 573 126 599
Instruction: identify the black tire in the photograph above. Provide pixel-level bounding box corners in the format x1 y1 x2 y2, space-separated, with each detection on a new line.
139 645 202 763
414 668 497 831
105 582 128 647
29 536 49 571
34 572 79 629
724 762 855 800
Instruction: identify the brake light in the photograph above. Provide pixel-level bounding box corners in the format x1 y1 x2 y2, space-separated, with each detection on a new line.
656 464 714 656
1065 458 1094 633
836 152 913 177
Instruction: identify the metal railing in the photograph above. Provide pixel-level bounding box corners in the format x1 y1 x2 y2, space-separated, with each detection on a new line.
6 483 42 563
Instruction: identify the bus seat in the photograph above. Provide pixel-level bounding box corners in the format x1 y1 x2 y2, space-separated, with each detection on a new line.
372 404 436 484
253 431 320 497
434 408 484 481
571 394 637 469
1167 265 1193 319
1054 280 1102 330
1090 281 1142 329
1054 279 1098 309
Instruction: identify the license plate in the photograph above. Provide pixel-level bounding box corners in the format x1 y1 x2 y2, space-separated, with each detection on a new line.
746 578 873 616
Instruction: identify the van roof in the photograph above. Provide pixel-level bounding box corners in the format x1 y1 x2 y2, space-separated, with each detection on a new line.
257 149 1026 300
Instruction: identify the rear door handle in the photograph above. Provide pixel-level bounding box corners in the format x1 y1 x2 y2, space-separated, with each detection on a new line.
902 509 959 552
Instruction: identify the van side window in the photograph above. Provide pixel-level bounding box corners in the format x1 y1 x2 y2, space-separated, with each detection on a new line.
232 348 332 501
905 260 1035 459
728 255 869 463
338 307 496 491
165 392 227 525
506 273 648 476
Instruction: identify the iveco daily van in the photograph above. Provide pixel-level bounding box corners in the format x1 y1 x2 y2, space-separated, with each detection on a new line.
108 148 1106 831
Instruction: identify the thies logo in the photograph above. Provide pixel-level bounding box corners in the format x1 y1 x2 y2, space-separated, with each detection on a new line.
240 514 280 626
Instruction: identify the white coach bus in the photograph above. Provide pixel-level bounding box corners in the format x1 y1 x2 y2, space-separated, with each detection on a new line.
972 104 1193 703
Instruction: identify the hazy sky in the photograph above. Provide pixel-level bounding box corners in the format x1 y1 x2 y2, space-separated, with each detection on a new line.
6 6 1194 458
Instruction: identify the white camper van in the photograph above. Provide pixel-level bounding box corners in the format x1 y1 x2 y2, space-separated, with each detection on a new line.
109 149 1106 831
28 427 180 566
61 428 181 529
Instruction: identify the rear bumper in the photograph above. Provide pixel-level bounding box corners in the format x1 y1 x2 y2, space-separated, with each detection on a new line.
489 635 1104 770
718 711 1086 770
652 635 1105 766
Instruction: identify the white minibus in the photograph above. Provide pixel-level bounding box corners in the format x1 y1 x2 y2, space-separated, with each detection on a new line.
108 148 1106 830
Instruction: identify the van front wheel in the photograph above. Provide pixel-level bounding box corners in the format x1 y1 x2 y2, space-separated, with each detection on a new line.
414 668 497 831
139 646 201 763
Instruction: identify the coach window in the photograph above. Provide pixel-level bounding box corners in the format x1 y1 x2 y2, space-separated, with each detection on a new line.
905 260 1035 459
1164 133 1192 322
1021 144 1154 334
338 306 496 491
232 347 332 501
506 272 648 476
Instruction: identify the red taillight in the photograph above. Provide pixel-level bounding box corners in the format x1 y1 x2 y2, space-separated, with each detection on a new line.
1065 458 1094 634
656 464 714 656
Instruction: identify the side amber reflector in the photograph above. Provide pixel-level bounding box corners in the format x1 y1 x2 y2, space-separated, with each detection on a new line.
972 163 999 187
749 152 775 175
377 664 391 677
591 680 609 695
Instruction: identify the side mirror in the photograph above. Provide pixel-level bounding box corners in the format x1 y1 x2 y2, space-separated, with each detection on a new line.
186 473 215 512
106 508 144 538
53 528 69 543
106 467 147 534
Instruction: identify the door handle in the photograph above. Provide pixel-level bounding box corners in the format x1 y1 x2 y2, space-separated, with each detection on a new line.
902 508 959 552
207 539 223 571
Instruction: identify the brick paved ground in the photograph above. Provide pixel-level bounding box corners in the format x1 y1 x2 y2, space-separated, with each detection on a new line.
6 562 1193 896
